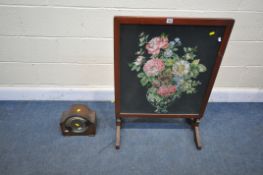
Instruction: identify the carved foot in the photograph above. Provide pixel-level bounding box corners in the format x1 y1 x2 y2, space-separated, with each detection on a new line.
192 119 202 150
115 118 121 149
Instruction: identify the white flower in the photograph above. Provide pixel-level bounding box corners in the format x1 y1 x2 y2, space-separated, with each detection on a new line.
134 56 145 66
172 60 190 77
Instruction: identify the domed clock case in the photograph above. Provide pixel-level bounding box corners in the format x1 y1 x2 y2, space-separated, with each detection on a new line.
60 104 96 136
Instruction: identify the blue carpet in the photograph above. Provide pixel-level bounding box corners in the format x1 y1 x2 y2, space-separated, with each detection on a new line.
0 101 262 175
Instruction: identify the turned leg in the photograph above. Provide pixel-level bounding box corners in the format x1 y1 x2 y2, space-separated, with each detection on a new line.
115 118 122 149
192 119 202 150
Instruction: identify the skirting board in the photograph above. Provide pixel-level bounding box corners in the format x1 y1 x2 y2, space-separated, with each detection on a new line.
0 87 262 102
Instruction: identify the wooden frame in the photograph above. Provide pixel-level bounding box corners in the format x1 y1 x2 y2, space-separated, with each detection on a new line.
114 16 234 149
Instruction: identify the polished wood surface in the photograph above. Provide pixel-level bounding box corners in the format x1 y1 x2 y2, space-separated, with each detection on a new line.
114 16 234 149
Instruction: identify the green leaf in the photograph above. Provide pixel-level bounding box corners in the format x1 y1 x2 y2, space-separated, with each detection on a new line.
131 65 137 71
184 53 195 60
172 54 179 60
137 72 145 78
145 35 149 40
128 63 133 67
173 48 178 52
192 59 200 65
140 77 149 87
139 42 145 47
139 32 145 37
161 33 168 37
198 64 207 72
194 71 200 78
165 59 175 67
139 37 145 43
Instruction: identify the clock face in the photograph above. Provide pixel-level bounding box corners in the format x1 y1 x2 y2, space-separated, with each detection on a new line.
65 116 90 133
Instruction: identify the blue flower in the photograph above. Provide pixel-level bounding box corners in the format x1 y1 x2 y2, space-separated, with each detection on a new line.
164 49 173 58
174 37 182 46
169 41 175 47
173 76 184 88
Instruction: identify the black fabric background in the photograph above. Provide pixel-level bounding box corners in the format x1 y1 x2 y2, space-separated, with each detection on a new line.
119 24 225 114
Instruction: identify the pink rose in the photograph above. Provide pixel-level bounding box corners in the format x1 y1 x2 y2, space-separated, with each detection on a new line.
159 36 169 49
157 85 177 97
143 59 165 77
145 37 161 55
145 36 169 55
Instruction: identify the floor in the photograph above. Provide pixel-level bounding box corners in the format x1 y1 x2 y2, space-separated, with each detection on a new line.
0 101 262 175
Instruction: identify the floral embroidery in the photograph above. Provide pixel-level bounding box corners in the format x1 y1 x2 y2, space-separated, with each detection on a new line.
172 60 190 77
134 56 145 66
129 32 207 113
143 59 165 77
145 36 169 55
157 85 177 97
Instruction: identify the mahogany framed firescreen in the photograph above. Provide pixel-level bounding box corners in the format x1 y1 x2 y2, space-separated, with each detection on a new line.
114 16 234 149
